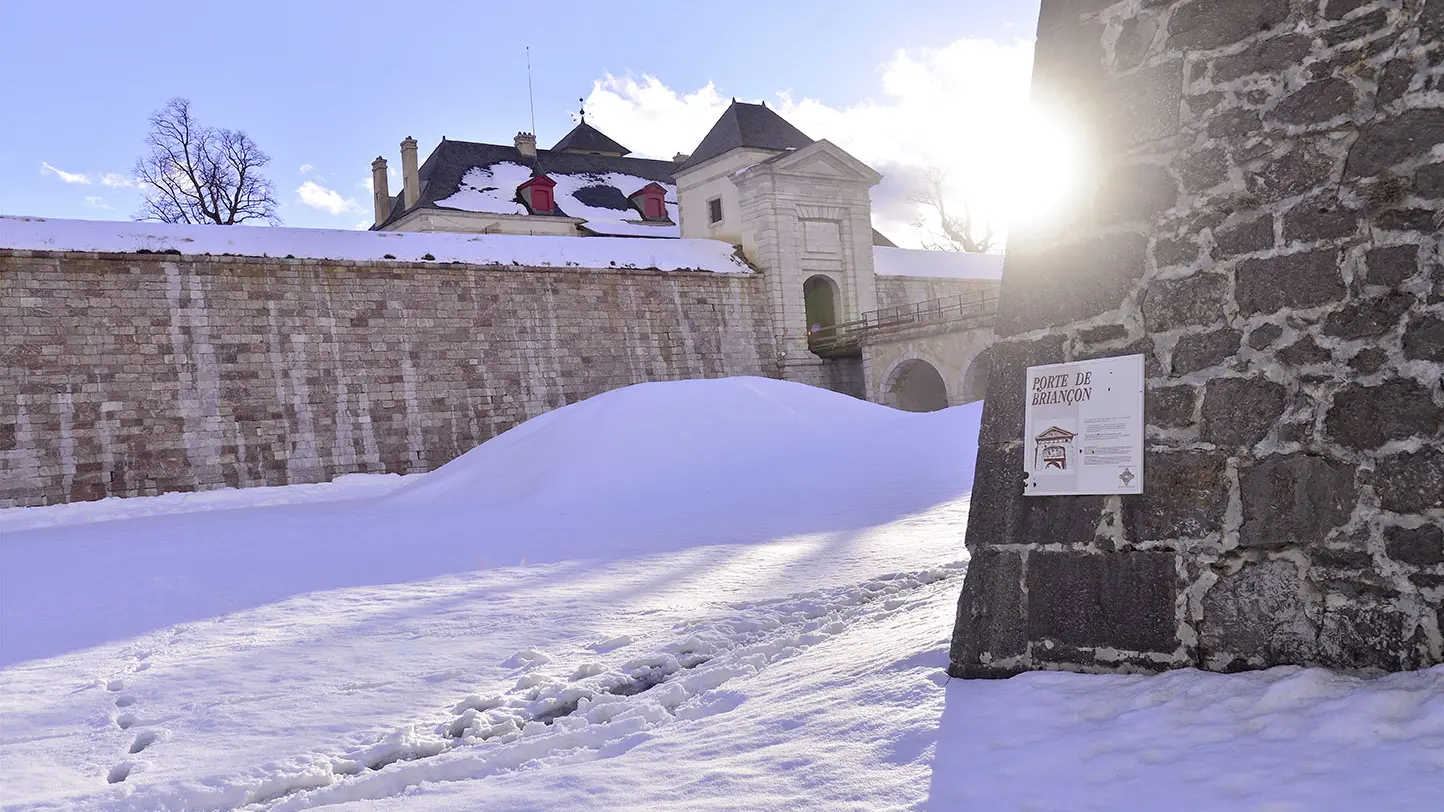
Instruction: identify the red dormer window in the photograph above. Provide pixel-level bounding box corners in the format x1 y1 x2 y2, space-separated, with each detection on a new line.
629 182 669 221
518 174 557 214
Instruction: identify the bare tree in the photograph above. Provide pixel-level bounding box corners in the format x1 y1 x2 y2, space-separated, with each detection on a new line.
134 98 279 225
908 166 994 253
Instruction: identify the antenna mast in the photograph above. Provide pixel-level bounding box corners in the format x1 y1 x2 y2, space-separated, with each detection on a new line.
526 46 537 140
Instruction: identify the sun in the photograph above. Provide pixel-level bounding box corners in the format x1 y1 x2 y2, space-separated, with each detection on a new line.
1002 101 1092 232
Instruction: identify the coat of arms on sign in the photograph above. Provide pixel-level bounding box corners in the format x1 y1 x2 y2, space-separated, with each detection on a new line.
1033 426 1077 471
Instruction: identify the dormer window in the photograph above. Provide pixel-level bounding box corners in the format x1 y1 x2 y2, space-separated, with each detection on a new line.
628 183 669 222
517 174 557 215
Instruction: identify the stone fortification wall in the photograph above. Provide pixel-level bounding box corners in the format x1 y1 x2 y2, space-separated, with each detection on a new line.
0 251 776 507
951 0 1442 676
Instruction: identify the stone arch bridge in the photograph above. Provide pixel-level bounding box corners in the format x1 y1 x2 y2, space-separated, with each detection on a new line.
807 287 999 412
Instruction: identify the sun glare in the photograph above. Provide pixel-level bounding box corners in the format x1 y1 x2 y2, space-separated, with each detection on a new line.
1004 103 1090 232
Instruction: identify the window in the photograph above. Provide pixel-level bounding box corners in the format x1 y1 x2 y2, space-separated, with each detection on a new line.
645 196 664 219
708 197 723 225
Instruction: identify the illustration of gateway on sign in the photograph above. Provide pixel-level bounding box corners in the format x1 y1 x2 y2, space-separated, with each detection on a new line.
1033 426 1077 471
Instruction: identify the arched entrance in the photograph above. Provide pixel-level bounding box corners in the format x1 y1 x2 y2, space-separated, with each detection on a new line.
803 275 840 334
885 359 949 412
959 347 992 403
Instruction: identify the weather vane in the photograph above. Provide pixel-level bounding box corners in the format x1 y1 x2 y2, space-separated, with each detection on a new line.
578 97 586 123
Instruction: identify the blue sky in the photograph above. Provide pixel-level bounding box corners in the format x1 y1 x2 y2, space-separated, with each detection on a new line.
0 0 1042 240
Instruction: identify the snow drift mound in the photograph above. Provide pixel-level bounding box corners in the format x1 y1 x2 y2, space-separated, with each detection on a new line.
388 377 979 523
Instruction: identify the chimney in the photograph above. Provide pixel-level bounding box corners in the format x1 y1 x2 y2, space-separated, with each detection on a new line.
673 152 690 163
400 136 420 208
370 156 390 226
515 132 537 157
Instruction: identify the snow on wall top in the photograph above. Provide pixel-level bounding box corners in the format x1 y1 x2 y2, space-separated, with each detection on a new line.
434 162 681 238
873 246 1004 280
0 215 749 273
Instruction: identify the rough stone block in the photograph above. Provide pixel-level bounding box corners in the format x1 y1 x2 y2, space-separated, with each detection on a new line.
1177 147 1231 193
1324 379 1443 451
1385 524 1444 567
1106 60 1184 146
1239 454 1357 549
1148 384 1198 428
1345 109 1444 178
1201 559 1318 665
1207 107 1263 139
1247 323 1283 349
1416 162 1444 199
1167 0 1289 51
1256 142 1345 206
1402 314 1444 362
1214 215 1274 258
1026 551 1178 653
1323 294 1416 340
1277 336 1332 366
994 234 1146 337
1172 328 1242 373
948 550 1027 677
1142 273 1229 330
1235 249 1345 315
1365 245 1421 287
1135 450 1227 540
1271 77 1358 126
1282 197 1359 243
1096 162 1179 224
1319 594 1415 671
1200 376 1288 447
1374 448 1444 514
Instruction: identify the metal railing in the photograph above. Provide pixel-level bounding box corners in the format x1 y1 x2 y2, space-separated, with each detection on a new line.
806 289 1000 357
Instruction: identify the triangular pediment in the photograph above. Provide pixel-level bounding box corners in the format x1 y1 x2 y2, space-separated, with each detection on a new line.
767 140 881 184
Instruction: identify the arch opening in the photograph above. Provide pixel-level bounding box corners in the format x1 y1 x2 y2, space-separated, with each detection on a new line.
959 347 992 404
803 275 840 334
885 359 949 413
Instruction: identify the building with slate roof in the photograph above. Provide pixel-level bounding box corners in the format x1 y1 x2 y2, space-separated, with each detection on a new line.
366 99 1000 409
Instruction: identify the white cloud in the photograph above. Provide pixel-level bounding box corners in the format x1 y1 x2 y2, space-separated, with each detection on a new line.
297 180 361 215
101 173 136 188
83 195 111 209
40 162 91 184
299 164 314 174
584 38 1066 248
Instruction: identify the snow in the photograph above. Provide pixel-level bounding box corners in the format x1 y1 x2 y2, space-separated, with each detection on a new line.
434 163 681 238
2 377 1440 811
873 245 1005 279
0 215 747 273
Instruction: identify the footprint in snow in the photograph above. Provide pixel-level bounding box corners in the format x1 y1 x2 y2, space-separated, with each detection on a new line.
115 695 136 708
107 761 133 784
129 730 159 754
106 679 124 692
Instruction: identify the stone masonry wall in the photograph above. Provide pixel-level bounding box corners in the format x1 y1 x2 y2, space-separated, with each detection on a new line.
874 276 997 312
0 251 776 507
951 0 1442 676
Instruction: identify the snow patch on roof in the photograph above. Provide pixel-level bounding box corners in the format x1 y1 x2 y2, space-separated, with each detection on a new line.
430 163 531 215
435 163 680 237
872 246 1004 280
0 215 751 273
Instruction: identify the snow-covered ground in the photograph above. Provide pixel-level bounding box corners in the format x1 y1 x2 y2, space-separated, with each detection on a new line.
1 378 1440 811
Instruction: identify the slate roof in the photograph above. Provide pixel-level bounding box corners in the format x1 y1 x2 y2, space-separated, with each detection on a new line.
375 140 679 230
551 121 631 155
677 101 814 172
